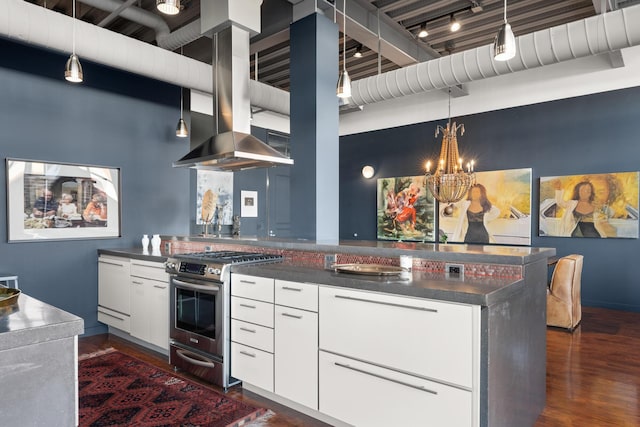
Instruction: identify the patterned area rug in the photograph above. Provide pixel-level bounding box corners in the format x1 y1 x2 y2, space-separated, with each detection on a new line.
79 349 267 427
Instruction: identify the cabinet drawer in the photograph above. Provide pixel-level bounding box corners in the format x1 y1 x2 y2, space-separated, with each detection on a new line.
231 274 274 303
319 351 473 427
98 305 131 333
130 260 168 282
231 342 273 392
231 296 274 328
319 286 478 388
275 280 318 312
231 319 274 353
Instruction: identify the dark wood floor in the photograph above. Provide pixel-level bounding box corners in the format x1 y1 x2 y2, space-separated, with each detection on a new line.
79 306 640 426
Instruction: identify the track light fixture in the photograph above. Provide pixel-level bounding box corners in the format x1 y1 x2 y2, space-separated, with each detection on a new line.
494 0 516 61
64 0 83 83
353 44 363 58
450 14 461 32
156 0 180 15
418 23 428 38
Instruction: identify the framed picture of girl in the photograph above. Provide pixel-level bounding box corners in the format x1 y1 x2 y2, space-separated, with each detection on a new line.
539 172 639 239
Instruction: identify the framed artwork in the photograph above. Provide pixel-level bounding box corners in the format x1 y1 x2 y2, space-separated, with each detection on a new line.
439 168 532 245
196 170 233 225
241 190 258 217
377 175 435 241
6 158 121 242
539 172 639 238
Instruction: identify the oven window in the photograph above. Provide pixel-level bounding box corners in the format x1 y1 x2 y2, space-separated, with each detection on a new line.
175 288 216 339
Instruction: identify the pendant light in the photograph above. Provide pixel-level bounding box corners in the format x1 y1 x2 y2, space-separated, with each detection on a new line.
494 0 516 61
353 44 363 58
64 0 83 83
156 0 180 15
176 47 189 138
336 0 351 98
449 14 461 32
418 23 428 39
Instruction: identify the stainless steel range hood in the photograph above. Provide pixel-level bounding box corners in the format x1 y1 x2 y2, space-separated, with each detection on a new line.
174 12 293 171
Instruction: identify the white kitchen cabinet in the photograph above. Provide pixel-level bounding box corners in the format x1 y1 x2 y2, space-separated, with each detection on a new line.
98 255 131 331
129 260 169 350
319 351 472 427
275 305 318 410
231 274 276 392
319 286 477 389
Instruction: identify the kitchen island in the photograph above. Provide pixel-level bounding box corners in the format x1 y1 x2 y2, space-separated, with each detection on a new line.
0 292 84 426
103 236 554 426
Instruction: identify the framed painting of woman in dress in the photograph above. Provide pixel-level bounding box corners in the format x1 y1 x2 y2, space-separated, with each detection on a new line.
539 172 639 239
438 168 532 245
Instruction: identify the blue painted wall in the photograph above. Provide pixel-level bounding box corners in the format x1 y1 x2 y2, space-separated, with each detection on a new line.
340 86 640 311
0 38 191 335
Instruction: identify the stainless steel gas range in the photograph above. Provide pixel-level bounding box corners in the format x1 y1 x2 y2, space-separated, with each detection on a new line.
165 250 282 390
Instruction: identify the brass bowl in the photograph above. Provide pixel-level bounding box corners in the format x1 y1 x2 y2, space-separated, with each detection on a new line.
334 264 405 276
0 287 20 308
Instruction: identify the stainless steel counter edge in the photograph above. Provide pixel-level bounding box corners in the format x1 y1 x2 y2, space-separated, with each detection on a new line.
163 235 555 265
0 293 85 352
98 248 169 262
231 264 524 307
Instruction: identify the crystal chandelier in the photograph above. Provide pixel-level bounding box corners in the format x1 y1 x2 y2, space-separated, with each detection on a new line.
425 89 476 204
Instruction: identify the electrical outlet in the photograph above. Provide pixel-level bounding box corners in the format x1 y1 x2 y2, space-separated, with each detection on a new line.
204 245 212 252
324 254 336 270
445 263 464 277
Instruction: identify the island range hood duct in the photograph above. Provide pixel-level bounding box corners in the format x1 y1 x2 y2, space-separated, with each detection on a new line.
174 23 293 171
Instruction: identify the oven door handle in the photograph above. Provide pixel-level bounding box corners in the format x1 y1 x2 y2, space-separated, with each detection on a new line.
175 348 217 368
172 278 220 293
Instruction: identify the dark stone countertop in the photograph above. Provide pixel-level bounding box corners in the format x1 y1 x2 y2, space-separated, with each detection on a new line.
98 248 170 262
0 293 84 352
231 263 524 307
163 235 555 265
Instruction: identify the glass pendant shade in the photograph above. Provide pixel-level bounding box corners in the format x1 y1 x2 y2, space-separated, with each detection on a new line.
336 69 352 98
494 22 516 61
176 118 188 138
65 54 83 83
156 0 180 15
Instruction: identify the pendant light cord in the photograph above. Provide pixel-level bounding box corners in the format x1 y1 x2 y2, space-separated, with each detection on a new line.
180 46 184 119
503 0 507 23
343 0 347 72
72 0 76 54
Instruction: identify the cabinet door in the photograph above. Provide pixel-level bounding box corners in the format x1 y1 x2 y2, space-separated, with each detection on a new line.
319 351 473 427
319 286 477 388
130 277 169 350
231 342 274 392
275 306 318 410
98 256 130 315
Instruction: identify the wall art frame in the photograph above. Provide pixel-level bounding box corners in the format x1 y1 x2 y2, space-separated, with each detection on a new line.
539 172 639 239
6 158 121 242
438 168 532 245
377 175 436 242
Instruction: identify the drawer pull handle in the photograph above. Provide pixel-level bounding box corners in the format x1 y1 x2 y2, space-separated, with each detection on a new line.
281 312 303 319
175 349 216 368
99 311 125 322
99 260 125 267
281 286 302 292
240 350 256 358
334 362 437 395
132 263 165 270
334 295 437 313
239 303 256 309
132 280 143 285
240 280 256 285
239 327 256 333
153 285 167 289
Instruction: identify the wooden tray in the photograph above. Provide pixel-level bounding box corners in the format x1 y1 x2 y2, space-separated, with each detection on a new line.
334 264 405 276
0 287 20 308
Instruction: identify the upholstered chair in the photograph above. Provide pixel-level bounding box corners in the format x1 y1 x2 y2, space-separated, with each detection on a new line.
547 254 583 331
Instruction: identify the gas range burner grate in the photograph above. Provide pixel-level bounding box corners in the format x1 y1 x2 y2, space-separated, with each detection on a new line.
176 250 283 263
